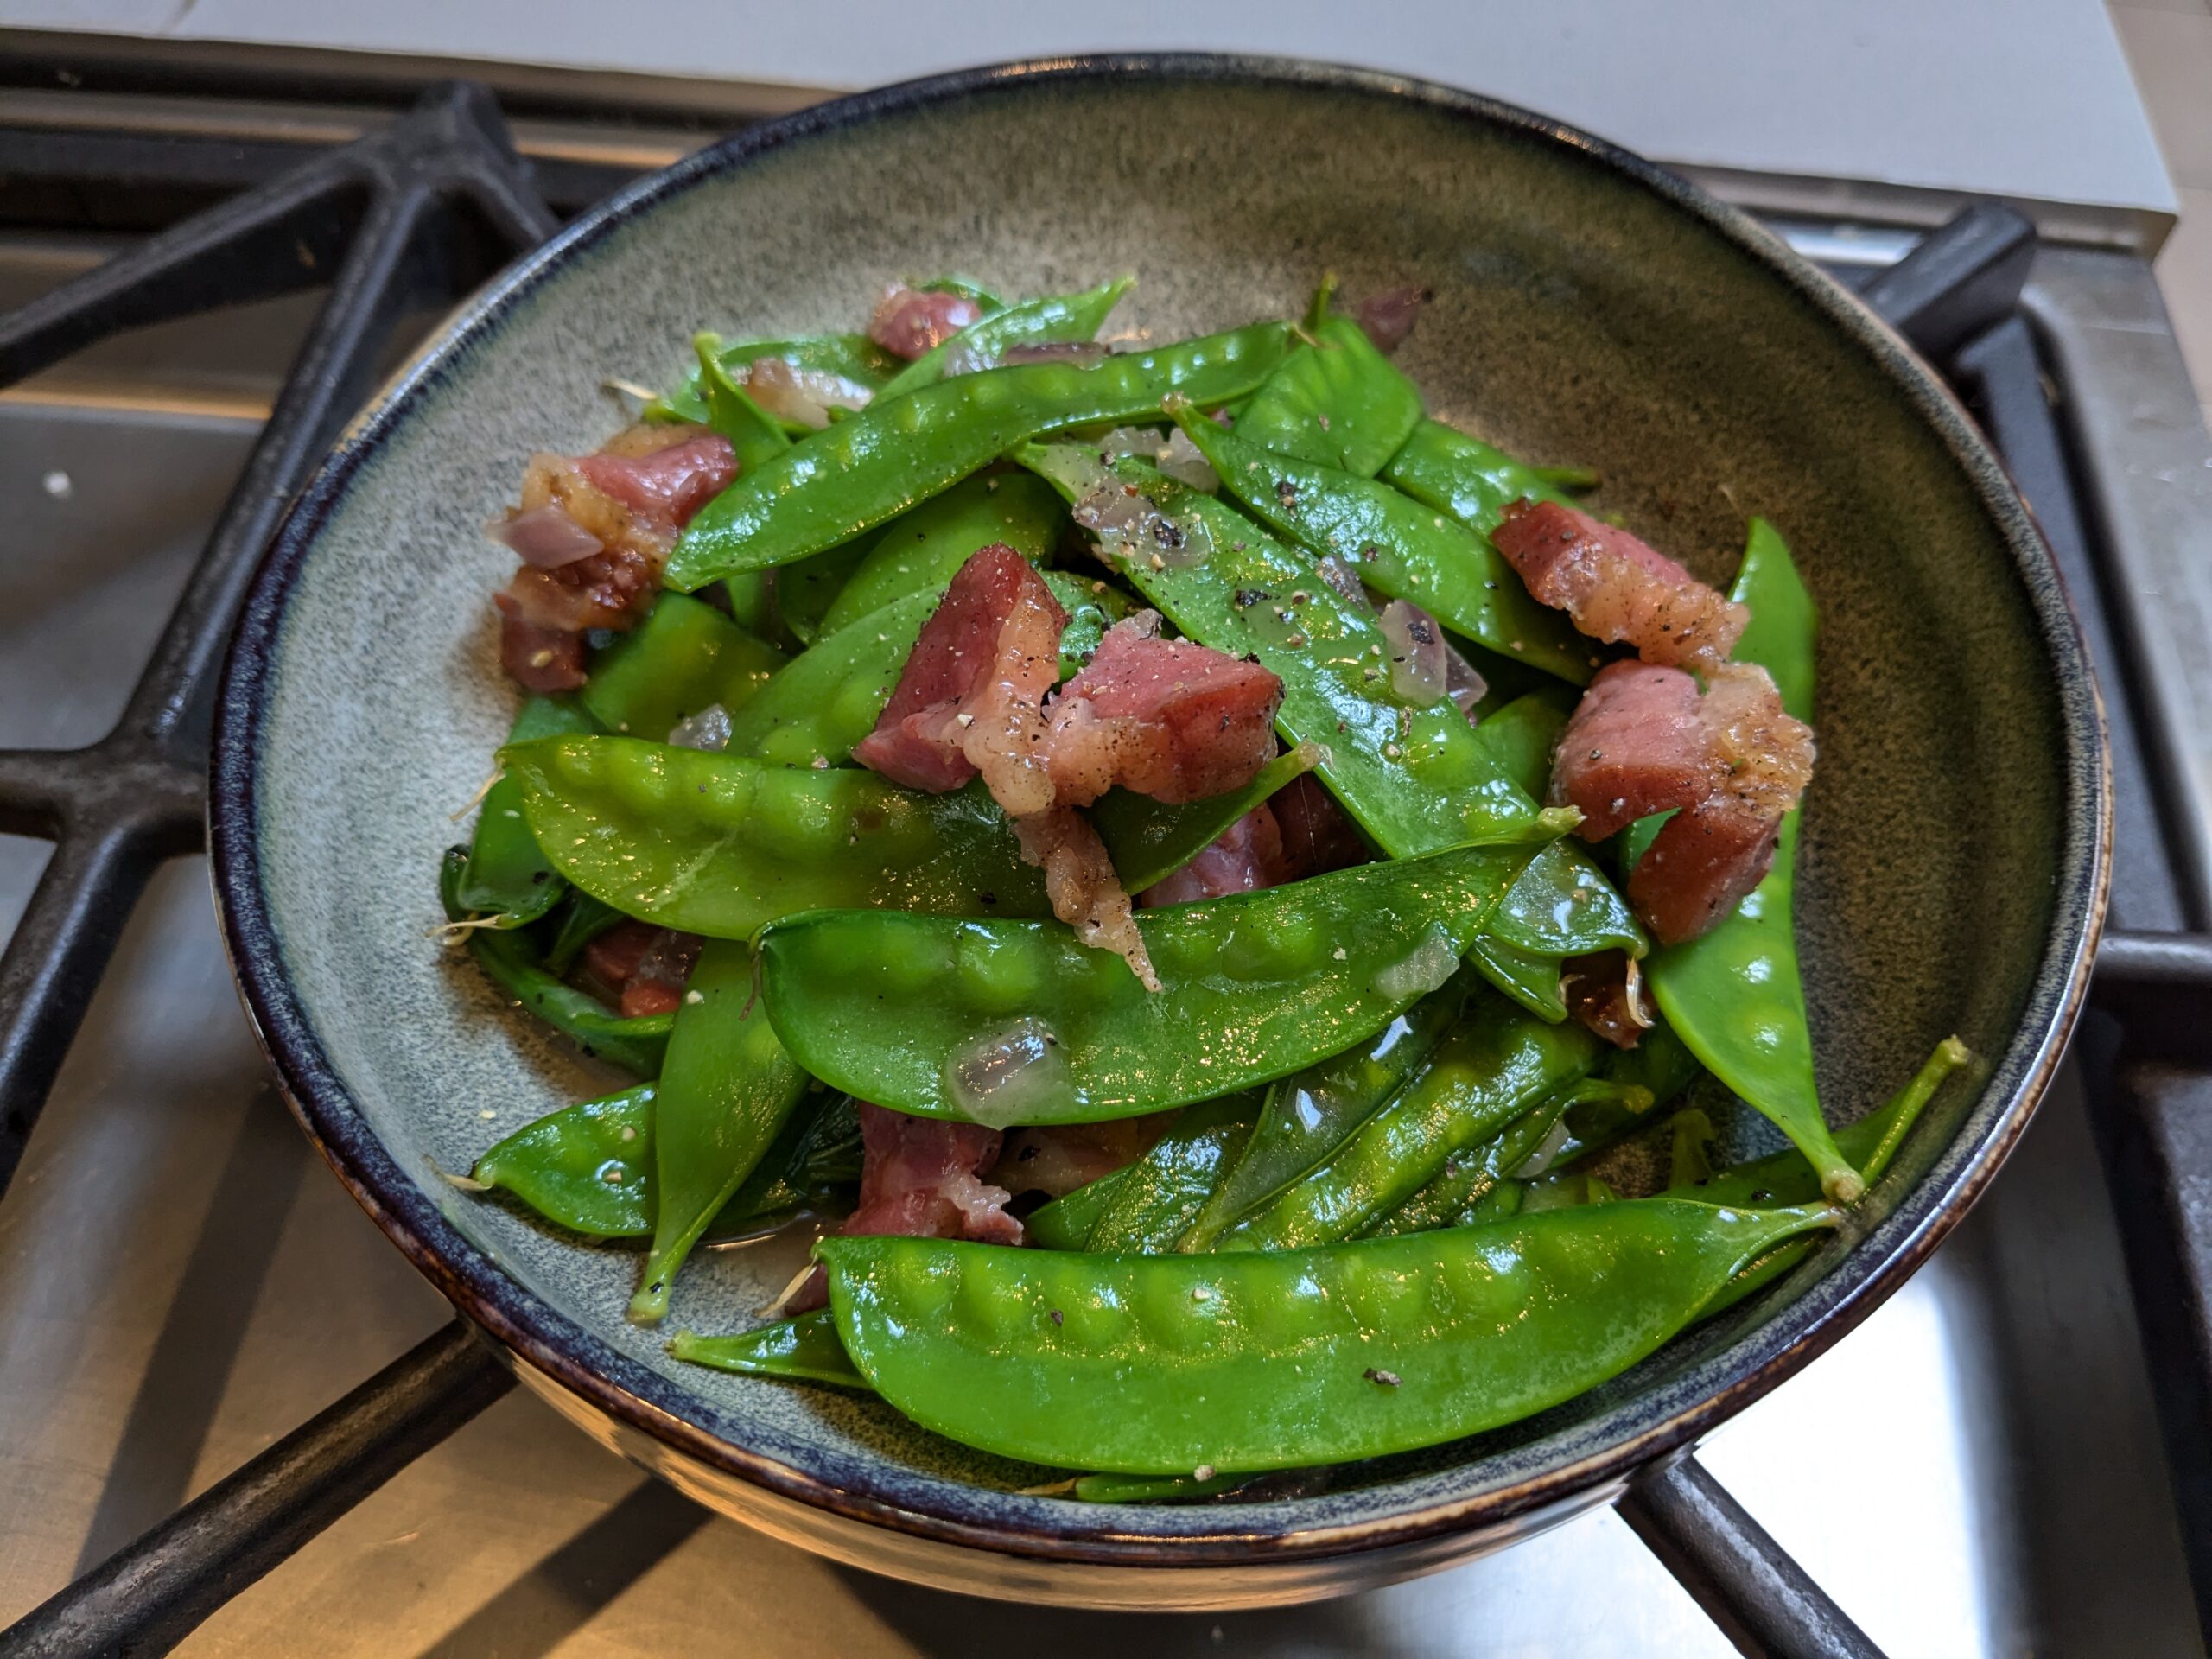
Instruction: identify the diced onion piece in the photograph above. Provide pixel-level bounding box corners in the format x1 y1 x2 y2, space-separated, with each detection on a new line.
944 1016 1072 1128
489 504 603 569
745 357 873 429
1380 600 1449 707
668 702 733 751
1154 427 1219 493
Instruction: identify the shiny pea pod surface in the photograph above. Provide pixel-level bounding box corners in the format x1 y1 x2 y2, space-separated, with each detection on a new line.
1231 314 1422 477
870 276 1135 404
818 1199 1837 1474
667 321 1296 585
671 1310 865 1387
579 592 785 739
1643 519 1859 1200
1224 994 1597 1249
1085 1093 1262 1254
632 939 810 1322
1380 416 1578 539
1026 1166 1134 1251
1181 987 1461 1251
759 835 1556 1123
500 735 1049 938
456 696 598 926
470 1084 861 1241
1172 410 1592 683
474 1083 658 1236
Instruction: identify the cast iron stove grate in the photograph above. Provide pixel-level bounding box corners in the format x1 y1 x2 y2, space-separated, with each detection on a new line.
0 80 2199 1659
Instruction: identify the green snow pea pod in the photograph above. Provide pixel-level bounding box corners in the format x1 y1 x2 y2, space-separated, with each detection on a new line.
501 735 1049 938
693 334 793 469
1463 933 1573 1022
473 1085 861 1242
473 1082 658 1236
1224 990 1597 1249
631 939 810 1323
439 849 670 1075
579 593 785 738
652 332 902 427
775 544 870 645
1692 1038 1974 1320
1170 408 1592 684
667 321 1296 586
1690 1036 1973 1211
456 695 599 926
540 891 626 977
1085 1093 1263 1255
1232 312 1421 478
1643 519 1859 1201
1471 689 1575 799
1026 1166 1134 1251
722 571 1126 772
670 1310 866 1387
817 473 1064 637
1380 416 1579 539
1543 1020 1700 1167
818 1198 1838 1474
914 274 1006 308
1018 445 1536 852
760 832 1559 1123
1180 985 1463 1251
1365 1076 1624 1236
870 275 1135 404
1086 742 1324 895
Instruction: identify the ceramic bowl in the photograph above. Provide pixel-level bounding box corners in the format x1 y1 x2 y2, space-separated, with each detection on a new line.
211 55 2107 1609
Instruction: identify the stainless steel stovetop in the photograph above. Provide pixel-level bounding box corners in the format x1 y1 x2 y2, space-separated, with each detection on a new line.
3 67 2211 1658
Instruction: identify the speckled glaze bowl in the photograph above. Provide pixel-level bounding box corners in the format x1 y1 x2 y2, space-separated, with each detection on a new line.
211 56 2107 1609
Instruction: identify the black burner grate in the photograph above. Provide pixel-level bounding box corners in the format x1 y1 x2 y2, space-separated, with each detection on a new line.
0 79 2202 1659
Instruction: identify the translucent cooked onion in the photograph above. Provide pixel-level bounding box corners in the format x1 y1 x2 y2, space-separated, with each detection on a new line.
1154 427 1218 493
743 357 873 429
667 702 732 751
1445 641 1489 721
944 1016 1072 1128
489 504 602 569
1380 600 1449 706
1314 556 1372 611
1370 923 1459 1001
1511 1116 1573 1179
1073 483 1212 569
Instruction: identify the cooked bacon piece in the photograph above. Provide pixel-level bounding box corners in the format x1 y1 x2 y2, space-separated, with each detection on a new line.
1268 772 1371 881
787 1104 1021 1313
869 284 986 360
1352 285 1429 354
852 544 1068 802
488 425 735 691
1699 661 1820 821
1549 661 1715 841
993 1114 1176 1199
1493 501 1747 670
1141 805 1284 907
494 597 588 692
1629 798 1783 946
577 921 703 1018
572 430 735 525
1015 808 1160 991
1563 950 1654 1049
1042 614 1283 806
1552 659 1813 944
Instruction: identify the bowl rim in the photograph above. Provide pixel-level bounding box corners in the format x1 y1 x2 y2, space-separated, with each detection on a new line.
209 50 2111 1570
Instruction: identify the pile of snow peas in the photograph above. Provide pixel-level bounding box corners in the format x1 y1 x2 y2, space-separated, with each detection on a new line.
448 275 1974 1493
